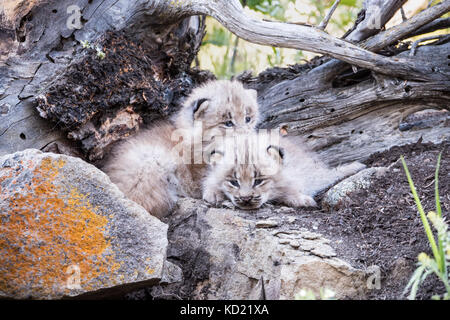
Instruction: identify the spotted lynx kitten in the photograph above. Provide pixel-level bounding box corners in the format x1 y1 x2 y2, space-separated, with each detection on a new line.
103 80 259 218
203 133 366 210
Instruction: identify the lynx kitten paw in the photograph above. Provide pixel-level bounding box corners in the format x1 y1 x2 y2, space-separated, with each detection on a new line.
203 190 225 206
287 194 317 208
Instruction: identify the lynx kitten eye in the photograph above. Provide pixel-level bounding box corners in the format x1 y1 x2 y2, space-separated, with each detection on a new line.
225 121 234 127
229 180 240 187
245 116 251 123
253 179 263 187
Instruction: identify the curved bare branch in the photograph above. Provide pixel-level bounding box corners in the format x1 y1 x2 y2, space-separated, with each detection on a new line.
362 0 450 52
345 0 408 42
407 17 450 38
191 0 449 81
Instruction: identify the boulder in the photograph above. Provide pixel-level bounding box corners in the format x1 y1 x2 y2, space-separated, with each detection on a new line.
0 149 168 299
322 167 389 210
159 198 369 300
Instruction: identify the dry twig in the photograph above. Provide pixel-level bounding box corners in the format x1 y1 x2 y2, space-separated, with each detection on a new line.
318 0 341 30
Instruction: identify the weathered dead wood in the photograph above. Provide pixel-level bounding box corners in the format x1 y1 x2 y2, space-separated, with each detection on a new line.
244 0 449 96
314 1 450 84
0 0 212 160
200 0 449 81
345 0 408 42
251 42 450 165
34 27 213 161
407 17 450 38
361 1 450 52
318 0 341 30
0 0 449 165
236 0 449 166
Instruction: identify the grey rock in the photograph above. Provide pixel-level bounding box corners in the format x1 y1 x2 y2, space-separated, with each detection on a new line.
322 167 389 210
163 198 368 300
390 258 412 281
160 261 183 285
289 240 300 249
0 149 168 299
256 219 280 228
299 230 322 240
311 243 337 258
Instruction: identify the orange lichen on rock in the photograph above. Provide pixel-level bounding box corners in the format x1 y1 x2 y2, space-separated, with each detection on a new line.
0 157 120 298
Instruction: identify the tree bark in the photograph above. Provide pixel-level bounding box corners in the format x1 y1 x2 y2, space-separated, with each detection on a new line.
0 0 213 161
1 0 449 164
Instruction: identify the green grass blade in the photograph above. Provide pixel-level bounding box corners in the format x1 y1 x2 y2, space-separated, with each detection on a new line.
401 156 441 270
435 152 442 218
434 152 446 276
404 265 425 299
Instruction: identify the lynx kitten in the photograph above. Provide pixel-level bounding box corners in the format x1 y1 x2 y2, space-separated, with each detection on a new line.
104 80 259 218
203 133 365 210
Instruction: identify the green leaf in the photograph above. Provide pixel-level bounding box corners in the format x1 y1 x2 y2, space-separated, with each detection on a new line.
404 265 426 300
340 0 358 7
435 151 442 218
433 152 447 277
401 156 441 271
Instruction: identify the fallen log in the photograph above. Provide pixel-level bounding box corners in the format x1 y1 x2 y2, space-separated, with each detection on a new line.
0 0 448 164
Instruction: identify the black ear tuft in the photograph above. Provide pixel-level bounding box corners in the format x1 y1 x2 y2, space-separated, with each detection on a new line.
208 149 224 165
210 149 223 157
192 98 209 115
267 145 284 159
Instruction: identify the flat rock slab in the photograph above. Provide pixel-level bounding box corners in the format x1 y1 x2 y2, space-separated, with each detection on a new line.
163 198 368 300
0 149 168 299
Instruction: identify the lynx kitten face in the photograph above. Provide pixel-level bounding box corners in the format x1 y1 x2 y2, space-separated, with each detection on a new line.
173 80 259 146
203 133 285 210
203 133 366 210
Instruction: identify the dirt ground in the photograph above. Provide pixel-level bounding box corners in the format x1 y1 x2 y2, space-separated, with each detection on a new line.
295 140 449 300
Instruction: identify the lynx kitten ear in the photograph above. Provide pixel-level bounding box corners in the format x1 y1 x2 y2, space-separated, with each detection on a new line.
208 150 224 166
267 145 284 163
192 98 210 120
